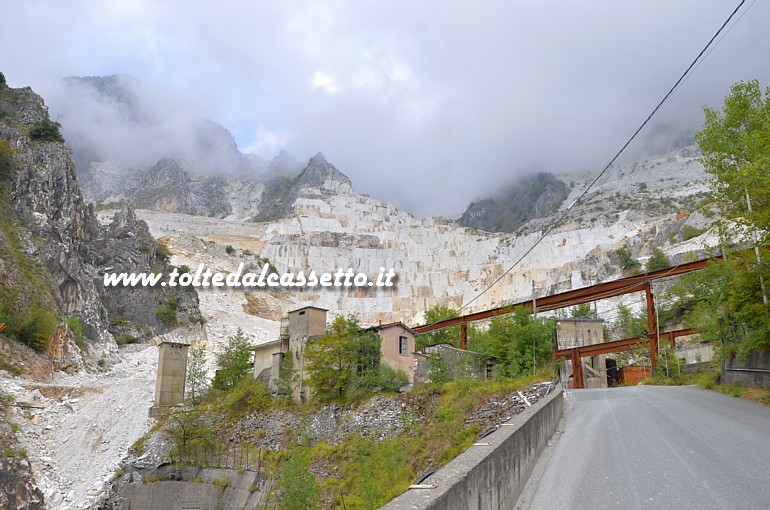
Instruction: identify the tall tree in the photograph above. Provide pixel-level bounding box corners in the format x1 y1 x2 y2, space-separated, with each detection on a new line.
185 345 209 403
304 316 385 401
212 329 253 390
696 79 770 245
691 79 770 353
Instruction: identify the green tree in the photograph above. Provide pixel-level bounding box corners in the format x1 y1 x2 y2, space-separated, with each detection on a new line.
185 345 209 403
570 303 596 319
645 248 671 272
417 306 460 349
468 308 555 378
212 329 253 390
28 115 64 143
305 316 404 402
615 245 641 275
305 316 358 401
612 304 648 341
689 79 770 354
696 79 770 245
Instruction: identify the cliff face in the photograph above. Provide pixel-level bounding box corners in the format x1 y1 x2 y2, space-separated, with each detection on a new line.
138 144 715 332
0 76 201 355
458 172 569 232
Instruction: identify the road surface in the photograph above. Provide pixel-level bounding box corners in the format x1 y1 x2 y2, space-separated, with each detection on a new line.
526 385 770 509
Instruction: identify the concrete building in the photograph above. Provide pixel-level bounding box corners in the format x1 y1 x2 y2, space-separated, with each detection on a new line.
154 341 189 406
414 344 495 384
368 322 417 383
555 319 607 389
252 340 284 385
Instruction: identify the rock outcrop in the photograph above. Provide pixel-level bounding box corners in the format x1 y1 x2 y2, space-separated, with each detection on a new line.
458 172 569 232
0 76 201 354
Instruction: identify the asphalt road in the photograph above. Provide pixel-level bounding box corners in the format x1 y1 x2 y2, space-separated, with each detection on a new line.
526 385 770 510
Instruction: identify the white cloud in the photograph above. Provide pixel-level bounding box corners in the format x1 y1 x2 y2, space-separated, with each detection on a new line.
1 0 769 216
312 71 341 94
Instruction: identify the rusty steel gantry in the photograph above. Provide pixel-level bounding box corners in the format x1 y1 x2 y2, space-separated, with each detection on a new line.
414 257 716 388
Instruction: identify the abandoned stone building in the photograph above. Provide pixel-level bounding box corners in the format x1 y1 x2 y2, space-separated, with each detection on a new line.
252 306 420 401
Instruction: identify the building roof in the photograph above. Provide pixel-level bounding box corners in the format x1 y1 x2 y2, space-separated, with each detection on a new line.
252 339 283 351
556 318 605 324
366 321 417 335
289 305 328 313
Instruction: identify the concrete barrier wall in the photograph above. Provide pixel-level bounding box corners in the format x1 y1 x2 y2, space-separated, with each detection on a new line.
723 350 770 389
381 385 563 510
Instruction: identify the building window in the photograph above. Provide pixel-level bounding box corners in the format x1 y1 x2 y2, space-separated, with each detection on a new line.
398 336 408 355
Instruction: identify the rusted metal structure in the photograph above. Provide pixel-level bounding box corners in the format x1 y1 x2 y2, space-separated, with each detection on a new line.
414 257 716 387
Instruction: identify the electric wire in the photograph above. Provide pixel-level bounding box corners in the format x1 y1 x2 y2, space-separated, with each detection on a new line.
456 0 748 315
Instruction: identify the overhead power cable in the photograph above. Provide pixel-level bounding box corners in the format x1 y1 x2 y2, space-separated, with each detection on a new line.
458 0 748 313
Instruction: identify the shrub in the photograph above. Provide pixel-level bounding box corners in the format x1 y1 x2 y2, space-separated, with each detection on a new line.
0 140 15 182
645 248 671 272
28 116 64 143
277 453 321 510
225 245 236 255
11 306 56 352
155 297 179 328
682 225 707 241
156 242 172 263
67 316 87 351
615 245 641 275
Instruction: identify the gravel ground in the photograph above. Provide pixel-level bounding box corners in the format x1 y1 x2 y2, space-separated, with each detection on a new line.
1 346 158 509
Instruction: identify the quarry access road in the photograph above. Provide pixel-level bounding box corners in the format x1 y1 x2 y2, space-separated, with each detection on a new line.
525 385 770 510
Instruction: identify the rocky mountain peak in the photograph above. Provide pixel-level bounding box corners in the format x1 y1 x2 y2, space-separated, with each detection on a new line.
297 152 353 191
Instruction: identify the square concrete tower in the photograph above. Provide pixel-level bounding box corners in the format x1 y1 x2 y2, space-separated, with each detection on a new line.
287 306 327 403
154 342 189 406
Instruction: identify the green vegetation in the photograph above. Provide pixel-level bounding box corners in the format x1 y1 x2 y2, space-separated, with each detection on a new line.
115 333 138 346
28 115 65 143
612 304 648 341
570 303 596 319
615 245 641 275
277 453 321 510
305 316 408 402
225 244 236 255
696 79 770 246
0 140 15 181
681 224 707 241
185 345 209 403
417 306 462 349
0 141 59 353
644 365 770 407
467 308 555 377
67 315 87 351
645 247 671 272
304 374 551 508
661 79 770 356
155 297 179 328
212 329 254 391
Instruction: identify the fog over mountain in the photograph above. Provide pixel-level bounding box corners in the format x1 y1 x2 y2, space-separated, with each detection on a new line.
2 1 770 216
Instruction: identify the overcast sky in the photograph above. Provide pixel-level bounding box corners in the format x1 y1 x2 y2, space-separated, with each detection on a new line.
2 1 769 217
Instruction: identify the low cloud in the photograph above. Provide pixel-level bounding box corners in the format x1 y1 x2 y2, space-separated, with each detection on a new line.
1 1 769 216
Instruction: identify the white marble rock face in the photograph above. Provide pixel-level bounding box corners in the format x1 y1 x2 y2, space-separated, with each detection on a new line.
139 145 716 331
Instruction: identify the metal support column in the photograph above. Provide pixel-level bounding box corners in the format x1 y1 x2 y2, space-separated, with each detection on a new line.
645 281 658 371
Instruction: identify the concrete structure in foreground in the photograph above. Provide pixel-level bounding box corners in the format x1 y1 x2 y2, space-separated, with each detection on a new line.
723 348 770 389
381 385 564 510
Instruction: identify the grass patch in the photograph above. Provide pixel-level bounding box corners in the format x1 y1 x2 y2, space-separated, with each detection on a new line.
644 368 770 407
303 372 551 508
